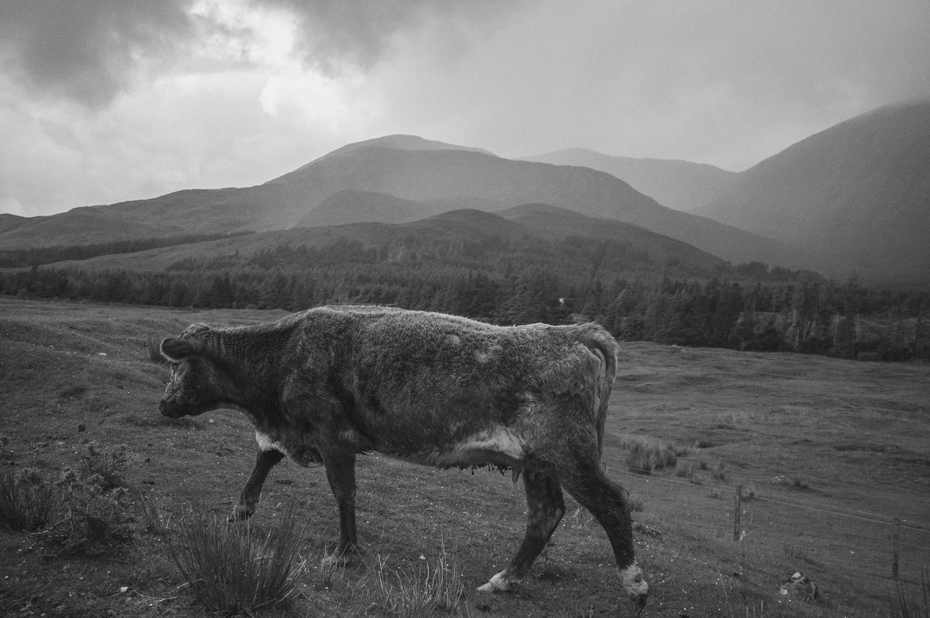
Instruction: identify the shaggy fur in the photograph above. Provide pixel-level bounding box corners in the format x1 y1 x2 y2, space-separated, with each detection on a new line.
158 305 648 606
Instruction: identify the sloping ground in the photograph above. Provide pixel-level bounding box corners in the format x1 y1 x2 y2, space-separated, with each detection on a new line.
2 299 928 616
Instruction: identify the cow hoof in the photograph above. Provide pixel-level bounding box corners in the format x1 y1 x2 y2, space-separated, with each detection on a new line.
477 571 511 593
619 563 649 607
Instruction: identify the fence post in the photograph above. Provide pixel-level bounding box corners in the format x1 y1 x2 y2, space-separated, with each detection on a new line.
892 517 900 580
734 485 742 541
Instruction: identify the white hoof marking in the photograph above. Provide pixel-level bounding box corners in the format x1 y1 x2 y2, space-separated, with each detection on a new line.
619 562 649 604
477 571 510 593
320 552 347 569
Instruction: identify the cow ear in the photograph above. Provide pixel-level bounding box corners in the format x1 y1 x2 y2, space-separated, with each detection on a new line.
160 337 202 362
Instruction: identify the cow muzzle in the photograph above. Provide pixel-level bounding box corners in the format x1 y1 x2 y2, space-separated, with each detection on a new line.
159 399 183 418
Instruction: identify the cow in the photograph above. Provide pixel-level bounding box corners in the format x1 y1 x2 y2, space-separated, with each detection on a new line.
157 305 648 607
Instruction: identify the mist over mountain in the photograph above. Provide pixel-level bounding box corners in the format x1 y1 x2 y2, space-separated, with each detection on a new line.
694 100 930 285
519 149 738 212
3 101 928 286
0 135 800 269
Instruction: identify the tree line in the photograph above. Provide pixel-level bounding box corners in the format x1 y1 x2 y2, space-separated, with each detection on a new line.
2 234 927 362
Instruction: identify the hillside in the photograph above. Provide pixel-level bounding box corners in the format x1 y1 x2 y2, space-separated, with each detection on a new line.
2 298 928 617
695 100 930 286
0 136 803 270
297 189 438 227
519 148 737 212
47 206 727 277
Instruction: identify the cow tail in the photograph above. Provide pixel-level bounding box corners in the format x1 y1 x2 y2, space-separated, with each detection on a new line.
584 326 619 459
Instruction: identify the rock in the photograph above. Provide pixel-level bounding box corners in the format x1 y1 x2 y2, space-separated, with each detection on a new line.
779 571 819 602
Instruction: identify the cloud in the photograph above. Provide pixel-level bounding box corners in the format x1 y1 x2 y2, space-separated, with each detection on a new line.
0 0 196 108
253 0 524 72
0 0 525 109
368 0 930 170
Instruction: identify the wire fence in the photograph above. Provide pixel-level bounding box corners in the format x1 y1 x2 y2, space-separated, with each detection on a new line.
612 463 930 608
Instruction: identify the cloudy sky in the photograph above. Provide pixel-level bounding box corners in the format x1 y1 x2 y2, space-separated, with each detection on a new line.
2 0 929 217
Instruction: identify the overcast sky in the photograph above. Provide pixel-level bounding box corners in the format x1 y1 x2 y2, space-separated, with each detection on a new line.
2 0 929 217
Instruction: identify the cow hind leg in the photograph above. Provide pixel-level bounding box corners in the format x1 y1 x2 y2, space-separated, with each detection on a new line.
231 449 285 522
320 450 359 568
478 472 565 593
559 455 649 607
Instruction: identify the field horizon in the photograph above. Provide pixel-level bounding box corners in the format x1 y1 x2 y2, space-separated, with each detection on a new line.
1 298 928 617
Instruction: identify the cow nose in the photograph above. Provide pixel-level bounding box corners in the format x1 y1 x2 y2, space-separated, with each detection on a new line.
159 400 169 416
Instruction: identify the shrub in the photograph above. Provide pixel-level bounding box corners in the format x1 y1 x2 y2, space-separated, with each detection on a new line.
78 442 128 491
164 503 305 615
24 443 135 555
0 467 59 532
41 467 134 555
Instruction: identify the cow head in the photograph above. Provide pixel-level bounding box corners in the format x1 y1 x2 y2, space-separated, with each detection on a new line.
158 326 237 418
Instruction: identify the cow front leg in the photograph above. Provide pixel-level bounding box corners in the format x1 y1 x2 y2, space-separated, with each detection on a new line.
479 472 565 593
320 450 358 568
231 448 285 522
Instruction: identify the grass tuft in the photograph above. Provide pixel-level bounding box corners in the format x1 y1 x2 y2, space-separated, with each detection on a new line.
711 461 729 482
146 333 166 364
137 491 175 535
623 436 682 475
371 541 470 618
0 467 59 532
164 502 305 615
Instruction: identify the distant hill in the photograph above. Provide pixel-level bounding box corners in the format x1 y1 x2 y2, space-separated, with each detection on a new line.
269 145 801 268
51 206 728 279
0 135 800 270
497 203 724 271
0 214 27 234
694 101 930 286
519 149 737 212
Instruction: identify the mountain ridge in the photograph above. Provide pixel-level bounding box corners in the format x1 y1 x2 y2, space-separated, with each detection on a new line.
0 139 803 270
694 100 930 284
519 148 738 212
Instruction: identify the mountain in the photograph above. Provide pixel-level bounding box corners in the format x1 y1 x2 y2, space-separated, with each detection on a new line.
268 145 801 267
694 100 930 285
0 134 801 269
519 149 737 212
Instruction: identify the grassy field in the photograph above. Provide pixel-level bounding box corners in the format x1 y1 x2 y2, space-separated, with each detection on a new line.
1 298 928 617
